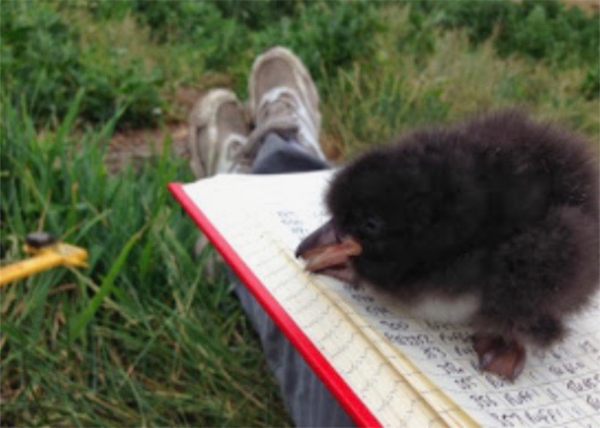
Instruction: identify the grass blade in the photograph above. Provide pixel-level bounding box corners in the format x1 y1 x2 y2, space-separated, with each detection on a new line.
69 226 146 343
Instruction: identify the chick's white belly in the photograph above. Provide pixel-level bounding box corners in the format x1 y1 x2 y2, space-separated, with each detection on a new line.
407 293 481 324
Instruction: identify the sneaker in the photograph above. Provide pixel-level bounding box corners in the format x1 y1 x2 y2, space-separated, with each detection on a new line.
188 88 251 178
188 89 250 267
245 46 326 162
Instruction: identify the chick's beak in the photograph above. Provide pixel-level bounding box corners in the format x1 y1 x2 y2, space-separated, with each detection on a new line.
295 220 362 274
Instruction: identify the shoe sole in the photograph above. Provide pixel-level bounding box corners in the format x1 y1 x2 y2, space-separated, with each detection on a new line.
248 46 320 127
188 89 243 178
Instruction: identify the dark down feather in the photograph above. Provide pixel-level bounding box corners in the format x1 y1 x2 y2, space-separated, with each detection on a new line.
321 111 599 375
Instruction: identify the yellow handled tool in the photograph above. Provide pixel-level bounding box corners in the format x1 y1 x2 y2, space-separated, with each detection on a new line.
0 232 88 288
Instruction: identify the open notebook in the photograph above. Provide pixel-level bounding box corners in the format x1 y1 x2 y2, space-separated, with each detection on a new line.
169 171 600 428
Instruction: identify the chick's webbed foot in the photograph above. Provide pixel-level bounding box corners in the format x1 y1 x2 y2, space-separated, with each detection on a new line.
473 333 526 381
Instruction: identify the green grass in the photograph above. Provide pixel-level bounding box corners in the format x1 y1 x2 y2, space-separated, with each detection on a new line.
1 0 598 426
0 95 290 426
322 12 599 157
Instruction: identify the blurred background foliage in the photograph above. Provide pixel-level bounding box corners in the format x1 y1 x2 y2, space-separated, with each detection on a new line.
2 0 597 130
1 0 598 426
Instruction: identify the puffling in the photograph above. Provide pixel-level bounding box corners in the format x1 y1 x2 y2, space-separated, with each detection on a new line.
296 111 599 380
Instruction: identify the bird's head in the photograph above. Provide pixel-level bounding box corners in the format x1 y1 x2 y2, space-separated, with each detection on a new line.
296 146 467 290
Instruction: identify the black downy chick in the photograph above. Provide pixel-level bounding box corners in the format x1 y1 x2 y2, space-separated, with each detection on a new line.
296 111 599 380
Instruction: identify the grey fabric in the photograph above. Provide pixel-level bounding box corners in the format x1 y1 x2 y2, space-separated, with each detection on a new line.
251 131 330 174
233 132 353 426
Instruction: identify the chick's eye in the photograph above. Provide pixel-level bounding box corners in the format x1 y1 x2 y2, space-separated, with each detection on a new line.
360 215 384 236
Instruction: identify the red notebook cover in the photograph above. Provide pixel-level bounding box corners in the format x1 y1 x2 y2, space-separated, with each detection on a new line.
169 182 381 427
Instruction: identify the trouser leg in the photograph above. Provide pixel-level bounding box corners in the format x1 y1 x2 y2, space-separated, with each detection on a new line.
232 133 353 427
251 131 330 174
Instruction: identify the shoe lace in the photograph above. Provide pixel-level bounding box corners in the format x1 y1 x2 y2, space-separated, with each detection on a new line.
257 88 317 136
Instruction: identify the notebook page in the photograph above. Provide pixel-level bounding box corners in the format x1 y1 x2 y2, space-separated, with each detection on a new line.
181 171 599 428
322 278 600 428
182 172 458 427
